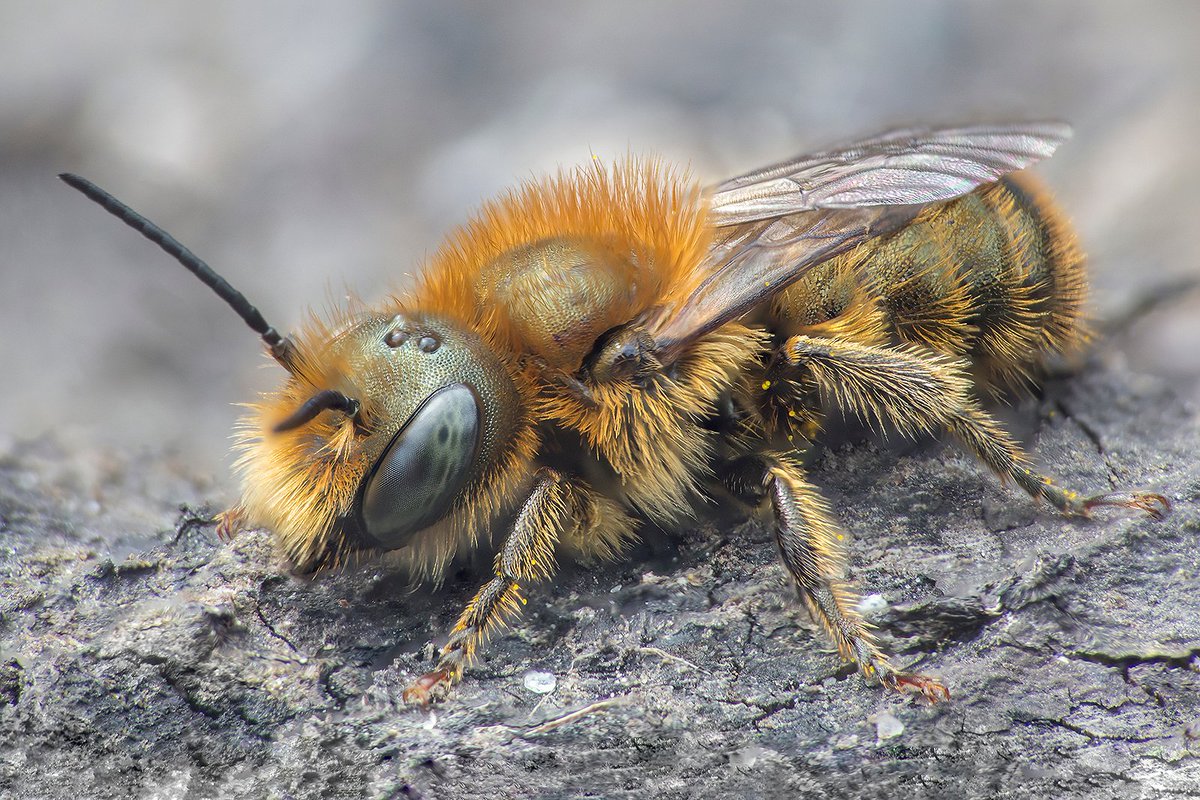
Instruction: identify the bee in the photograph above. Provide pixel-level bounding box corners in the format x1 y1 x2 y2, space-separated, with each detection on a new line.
61 121 1170 705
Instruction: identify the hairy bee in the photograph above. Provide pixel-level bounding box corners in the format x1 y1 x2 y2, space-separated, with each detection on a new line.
62 122 1170 705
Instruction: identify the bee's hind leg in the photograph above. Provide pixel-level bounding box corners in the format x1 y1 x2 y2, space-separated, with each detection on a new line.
720 453 950 703
782 335 1170 521
948 408 1172 520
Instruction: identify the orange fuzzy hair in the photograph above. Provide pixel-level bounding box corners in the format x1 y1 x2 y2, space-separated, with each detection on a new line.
230 307 378 570
231 158 715 573
398 157 712 356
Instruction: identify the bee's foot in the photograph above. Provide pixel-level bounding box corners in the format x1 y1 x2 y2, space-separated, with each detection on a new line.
402 667 455 707
879 669 951 704
1083 491 1171 521
215 505 248 541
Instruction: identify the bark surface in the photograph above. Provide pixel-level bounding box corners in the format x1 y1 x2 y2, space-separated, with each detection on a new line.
2 359 1197 799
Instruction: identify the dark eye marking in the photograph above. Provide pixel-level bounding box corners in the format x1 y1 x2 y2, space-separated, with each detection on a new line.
356 383 482 550
419 335 441 353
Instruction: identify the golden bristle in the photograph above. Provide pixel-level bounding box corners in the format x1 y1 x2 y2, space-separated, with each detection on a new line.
534 323 769 521
232 395 370 569
401 157 712 354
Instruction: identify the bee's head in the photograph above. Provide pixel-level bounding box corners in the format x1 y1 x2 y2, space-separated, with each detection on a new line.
58 175 526 574
238 311 523 572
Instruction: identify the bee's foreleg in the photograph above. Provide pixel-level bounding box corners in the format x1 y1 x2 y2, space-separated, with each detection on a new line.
403 468 574 706
215 503 249 541
782 335 1169 520
722 452 950 703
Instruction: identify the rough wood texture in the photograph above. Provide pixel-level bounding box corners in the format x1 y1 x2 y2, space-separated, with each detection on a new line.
3 357 1197 798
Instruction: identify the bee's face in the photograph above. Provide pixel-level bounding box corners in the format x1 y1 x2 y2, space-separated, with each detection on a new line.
239 311 521 567
337 312 520 549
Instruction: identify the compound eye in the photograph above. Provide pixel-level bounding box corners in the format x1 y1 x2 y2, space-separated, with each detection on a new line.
357 383 481 550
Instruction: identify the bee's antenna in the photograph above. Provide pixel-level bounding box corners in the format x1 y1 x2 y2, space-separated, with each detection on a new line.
58 172 297 372
273 389 360 433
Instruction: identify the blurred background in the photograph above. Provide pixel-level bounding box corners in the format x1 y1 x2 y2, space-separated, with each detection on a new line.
2 1 1198 494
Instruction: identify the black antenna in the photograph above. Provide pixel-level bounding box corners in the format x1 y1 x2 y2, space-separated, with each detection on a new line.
273 389 360 433
58 172 296 370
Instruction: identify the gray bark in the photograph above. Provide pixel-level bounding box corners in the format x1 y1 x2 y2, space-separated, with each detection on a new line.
3 357 1197 799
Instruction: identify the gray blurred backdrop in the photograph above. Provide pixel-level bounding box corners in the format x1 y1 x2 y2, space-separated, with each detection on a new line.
2 1 1198 492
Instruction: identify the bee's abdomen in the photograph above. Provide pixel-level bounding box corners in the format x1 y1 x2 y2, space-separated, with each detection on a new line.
936 174 1086 386
774 173 1087 389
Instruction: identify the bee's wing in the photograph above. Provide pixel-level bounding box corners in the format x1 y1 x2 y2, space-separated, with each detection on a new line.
707 121 1072 225
646 122 1072 364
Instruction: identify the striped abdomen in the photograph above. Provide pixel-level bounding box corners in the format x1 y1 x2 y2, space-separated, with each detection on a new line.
770 173 1087 389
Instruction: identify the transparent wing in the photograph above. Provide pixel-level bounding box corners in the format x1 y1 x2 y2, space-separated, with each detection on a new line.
709 121 1071 226
646 122 1072 363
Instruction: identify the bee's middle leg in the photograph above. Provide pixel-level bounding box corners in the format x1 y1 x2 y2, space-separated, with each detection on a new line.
720 453 950 702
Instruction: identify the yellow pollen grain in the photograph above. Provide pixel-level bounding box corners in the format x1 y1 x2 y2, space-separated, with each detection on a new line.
761 380 772 390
